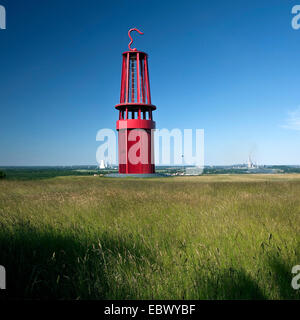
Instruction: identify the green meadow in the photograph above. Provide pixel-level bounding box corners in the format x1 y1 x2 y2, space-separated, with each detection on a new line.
0 174 299 299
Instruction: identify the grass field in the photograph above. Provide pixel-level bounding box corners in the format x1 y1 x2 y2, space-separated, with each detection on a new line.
0 174 299 299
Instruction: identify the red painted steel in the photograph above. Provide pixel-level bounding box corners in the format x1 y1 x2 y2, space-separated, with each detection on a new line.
115 29 156 174
144 57 151 104
136 52 140 103
125 53 129 103
128 28 144 51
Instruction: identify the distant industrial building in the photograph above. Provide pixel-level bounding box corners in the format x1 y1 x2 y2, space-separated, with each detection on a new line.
247 156 257 169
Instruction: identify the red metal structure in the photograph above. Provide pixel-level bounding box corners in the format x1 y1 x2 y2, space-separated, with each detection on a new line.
115 28 156 174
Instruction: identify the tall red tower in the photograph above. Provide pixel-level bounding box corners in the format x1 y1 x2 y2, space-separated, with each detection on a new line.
115 28 156 174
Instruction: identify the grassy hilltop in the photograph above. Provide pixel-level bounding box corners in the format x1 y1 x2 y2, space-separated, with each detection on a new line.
0 174 299 299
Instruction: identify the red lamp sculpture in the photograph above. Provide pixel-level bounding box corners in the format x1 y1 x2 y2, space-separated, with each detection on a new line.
115 28 156 174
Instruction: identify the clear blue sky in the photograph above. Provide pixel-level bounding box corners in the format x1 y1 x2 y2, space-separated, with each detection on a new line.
0 0 300 166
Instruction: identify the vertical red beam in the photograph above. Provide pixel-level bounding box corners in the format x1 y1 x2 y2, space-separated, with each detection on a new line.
120 55 126 103
137 52 140 103
143 57 147 103
125 52 130 103
144 55 151 104
141 57 145 103
126 129 128 174
131 58 135 102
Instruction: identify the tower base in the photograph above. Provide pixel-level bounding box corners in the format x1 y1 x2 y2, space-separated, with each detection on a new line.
106 173 165 178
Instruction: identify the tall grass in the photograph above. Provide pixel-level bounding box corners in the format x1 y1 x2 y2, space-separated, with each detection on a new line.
0 174 299 299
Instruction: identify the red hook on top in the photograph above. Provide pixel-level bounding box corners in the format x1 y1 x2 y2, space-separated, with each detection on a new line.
128 28 144 51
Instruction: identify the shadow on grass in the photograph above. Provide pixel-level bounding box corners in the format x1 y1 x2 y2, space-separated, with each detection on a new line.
266 254 300 300
194 253 300 300
194 267 266 300
0 228 155 300
0 228 299 300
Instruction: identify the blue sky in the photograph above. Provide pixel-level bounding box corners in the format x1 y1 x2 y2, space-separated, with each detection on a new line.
0 0 300 166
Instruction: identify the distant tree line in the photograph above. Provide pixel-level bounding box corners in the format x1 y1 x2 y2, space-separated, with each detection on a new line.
0 170 6 179
0 168 118 181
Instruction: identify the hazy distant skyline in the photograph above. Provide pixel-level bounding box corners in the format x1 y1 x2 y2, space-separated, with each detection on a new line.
1 0 300 166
